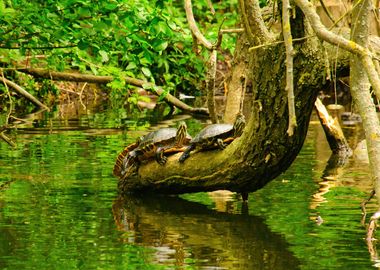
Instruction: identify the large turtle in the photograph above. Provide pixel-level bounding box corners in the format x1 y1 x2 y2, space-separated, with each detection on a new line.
113 122 191 180
179 114 245 163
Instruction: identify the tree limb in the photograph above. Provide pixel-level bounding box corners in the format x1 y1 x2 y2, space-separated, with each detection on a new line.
17 68 208 116
206 50 218 123
282 0 297 136
239 0 273 44
184 0 213 50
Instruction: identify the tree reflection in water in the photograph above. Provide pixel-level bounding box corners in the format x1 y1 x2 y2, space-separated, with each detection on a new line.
113 194 300 269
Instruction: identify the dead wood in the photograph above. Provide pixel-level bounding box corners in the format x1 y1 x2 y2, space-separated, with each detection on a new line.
0 76 49 110
314 98 352 156
17 68 208 116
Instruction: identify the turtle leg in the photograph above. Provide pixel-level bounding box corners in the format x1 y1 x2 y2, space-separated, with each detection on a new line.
179 144 195 163
216 138 227 149
155 147 168 165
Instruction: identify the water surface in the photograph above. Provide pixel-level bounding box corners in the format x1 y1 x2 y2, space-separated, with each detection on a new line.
0 107 377 269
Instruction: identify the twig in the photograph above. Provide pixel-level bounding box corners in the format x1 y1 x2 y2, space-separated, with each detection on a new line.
282 0 297 136
361 190 376 225
248 35 313 52
206 0 215 15
220 28 244 34
79 82 87 110
318 0 336 25
206 50 218 123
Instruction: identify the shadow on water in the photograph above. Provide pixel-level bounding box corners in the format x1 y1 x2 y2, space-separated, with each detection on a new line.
2 99 380 269
112 194 301 269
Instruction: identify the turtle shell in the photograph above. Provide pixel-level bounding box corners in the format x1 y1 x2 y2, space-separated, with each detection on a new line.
136 127 191 159
191 124 233 143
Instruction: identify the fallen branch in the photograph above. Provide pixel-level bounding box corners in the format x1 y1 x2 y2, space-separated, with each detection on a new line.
0 132 16 147
314 98 352 156
17 68 208 116
0 76 49 111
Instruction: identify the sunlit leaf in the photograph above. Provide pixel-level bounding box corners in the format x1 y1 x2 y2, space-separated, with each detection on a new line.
99 50 109 63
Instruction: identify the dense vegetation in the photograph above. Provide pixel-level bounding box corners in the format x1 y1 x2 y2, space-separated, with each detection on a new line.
0 0 240 111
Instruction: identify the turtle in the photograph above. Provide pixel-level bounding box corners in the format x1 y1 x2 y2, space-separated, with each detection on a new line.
113 141 140 179
178 114 245 163
114 122 191 180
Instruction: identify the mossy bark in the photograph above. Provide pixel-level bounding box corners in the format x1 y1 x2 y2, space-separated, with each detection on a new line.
119 36 326 194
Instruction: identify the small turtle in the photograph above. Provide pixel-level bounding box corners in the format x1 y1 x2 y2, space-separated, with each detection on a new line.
114 122 191 180
179 114 245 163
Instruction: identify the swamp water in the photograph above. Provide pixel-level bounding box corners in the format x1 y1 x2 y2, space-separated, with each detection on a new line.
0 106 378 269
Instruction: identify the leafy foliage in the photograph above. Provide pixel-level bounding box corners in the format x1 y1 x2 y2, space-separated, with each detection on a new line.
0 0 239 105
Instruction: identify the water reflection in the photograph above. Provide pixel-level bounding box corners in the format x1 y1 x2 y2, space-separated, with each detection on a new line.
112 194 301 269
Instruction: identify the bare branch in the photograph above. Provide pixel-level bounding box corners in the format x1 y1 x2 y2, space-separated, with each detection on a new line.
184 0 213 50
206 50 218 123
282 0 297 136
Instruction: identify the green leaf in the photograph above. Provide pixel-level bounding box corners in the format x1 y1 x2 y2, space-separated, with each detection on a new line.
126 62 137 70
141 67 152 78
99 50 109 63
152 39 168 52
77 40 89 50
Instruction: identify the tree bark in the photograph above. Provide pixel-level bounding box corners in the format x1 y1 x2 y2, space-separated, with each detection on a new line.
119 26 327 194
117 0 379 195
346 0 380 241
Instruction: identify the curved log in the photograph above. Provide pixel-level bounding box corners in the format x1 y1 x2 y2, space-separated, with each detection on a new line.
119 39 330 194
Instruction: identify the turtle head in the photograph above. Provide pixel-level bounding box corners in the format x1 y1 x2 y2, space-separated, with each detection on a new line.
233 113 246 137
175 121 188 145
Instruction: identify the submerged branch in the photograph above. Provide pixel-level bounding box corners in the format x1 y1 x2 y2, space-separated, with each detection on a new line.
0 75 49 111
17 68 208 116
314 98 352 156
0 132 16 147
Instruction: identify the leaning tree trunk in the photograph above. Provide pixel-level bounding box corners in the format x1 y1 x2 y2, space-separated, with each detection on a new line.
118 5 331 194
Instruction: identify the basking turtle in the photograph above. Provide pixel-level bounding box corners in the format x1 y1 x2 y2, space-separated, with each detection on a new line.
113 141 140 179
114 122 191 180
179 114 245 163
